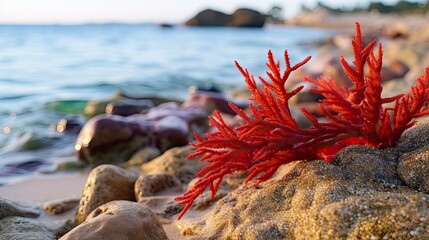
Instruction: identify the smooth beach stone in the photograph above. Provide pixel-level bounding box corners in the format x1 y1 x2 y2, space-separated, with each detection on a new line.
180 160 429 239
0 216 56 240
76 103 208 165
76 114 150 165
105 99 153 116
0 197 40 219
141 145 208 183
75 164 137 224
61 201 168 240
398 146 429 193
134 173 182 201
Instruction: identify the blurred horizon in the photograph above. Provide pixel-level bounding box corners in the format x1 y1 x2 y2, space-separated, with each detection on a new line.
0 0 423 25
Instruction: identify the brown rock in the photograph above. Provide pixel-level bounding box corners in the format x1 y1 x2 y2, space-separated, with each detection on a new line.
76 103 208 165
43 198 80 215
61 201 168 240
75 165 137 224
185 8 266 27
134 173 182 201
138 196 183 218
398 146 429 193
141 145 208 183
332 145 401 185
180 157 429 239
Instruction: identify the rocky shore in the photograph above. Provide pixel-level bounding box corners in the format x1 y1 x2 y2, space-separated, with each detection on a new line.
1 14 429 240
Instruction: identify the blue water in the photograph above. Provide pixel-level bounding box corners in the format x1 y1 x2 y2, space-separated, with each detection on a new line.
0 24 331 183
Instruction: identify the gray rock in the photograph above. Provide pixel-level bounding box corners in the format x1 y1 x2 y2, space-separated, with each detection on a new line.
0 198 40 220
398 146 429 193
61 201 168 240
0 217 56 240
75 164 137 224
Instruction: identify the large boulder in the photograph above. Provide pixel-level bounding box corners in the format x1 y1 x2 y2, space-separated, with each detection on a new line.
179 119 429 239
185 8 266 27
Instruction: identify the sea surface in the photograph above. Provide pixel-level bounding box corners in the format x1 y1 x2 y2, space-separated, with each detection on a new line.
0 24 331 184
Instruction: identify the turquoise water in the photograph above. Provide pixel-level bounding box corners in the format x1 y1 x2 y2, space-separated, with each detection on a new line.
0 24 331 183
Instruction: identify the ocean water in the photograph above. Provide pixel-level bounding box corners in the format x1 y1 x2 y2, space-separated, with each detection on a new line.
0 24 331 184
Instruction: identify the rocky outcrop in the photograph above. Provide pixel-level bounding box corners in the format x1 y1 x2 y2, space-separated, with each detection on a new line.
75 165 137 224
179 118 429 239
61 201 168 240
185 8 266 27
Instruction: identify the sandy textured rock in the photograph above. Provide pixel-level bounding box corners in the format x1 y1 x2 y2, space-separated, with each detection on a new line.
134 173 182 201
0 217 57 240
332 145 401 185
180 120 429 239
0 198 40 219
138 196 183 218
61 201 168 240
141 145 208 183
398 146 429 193
43 198 80 215
75 164 137 224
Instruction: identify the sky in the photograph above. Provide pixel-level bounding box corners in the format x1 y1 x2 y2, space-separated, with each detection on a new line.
0 0 413 24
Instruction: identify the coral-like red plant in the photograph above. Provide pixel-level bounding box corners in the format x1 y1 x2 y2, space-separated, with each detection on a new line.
175 23 429 219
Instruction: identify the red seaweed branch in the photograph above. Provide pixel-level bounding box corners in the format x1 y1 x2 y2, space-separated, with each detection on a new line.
175 23 429 219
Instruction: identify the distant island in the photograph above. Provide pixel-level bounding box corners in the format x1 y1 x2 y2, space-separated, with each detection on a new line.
184 8 266 28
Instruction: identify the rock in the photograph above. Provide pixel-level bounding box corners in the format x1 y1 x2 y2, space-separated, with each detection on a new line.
76 103 208 165
61 201 168 240
56 116 85 134
332 145 401 185
185 9 232 27
0 197 40 219
185 8 266 27
229 8 266 28
179 125 429 240
138 196 183 218
105 99 153 116
75 114 150 165
84 100 110 117
0 216 57 240
382 21 410 39
141 145 208 183
183 92 249 116
43 198 80 215
122 147 161 167
75 165 137 224
398 146 429 193
134 173 182 201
